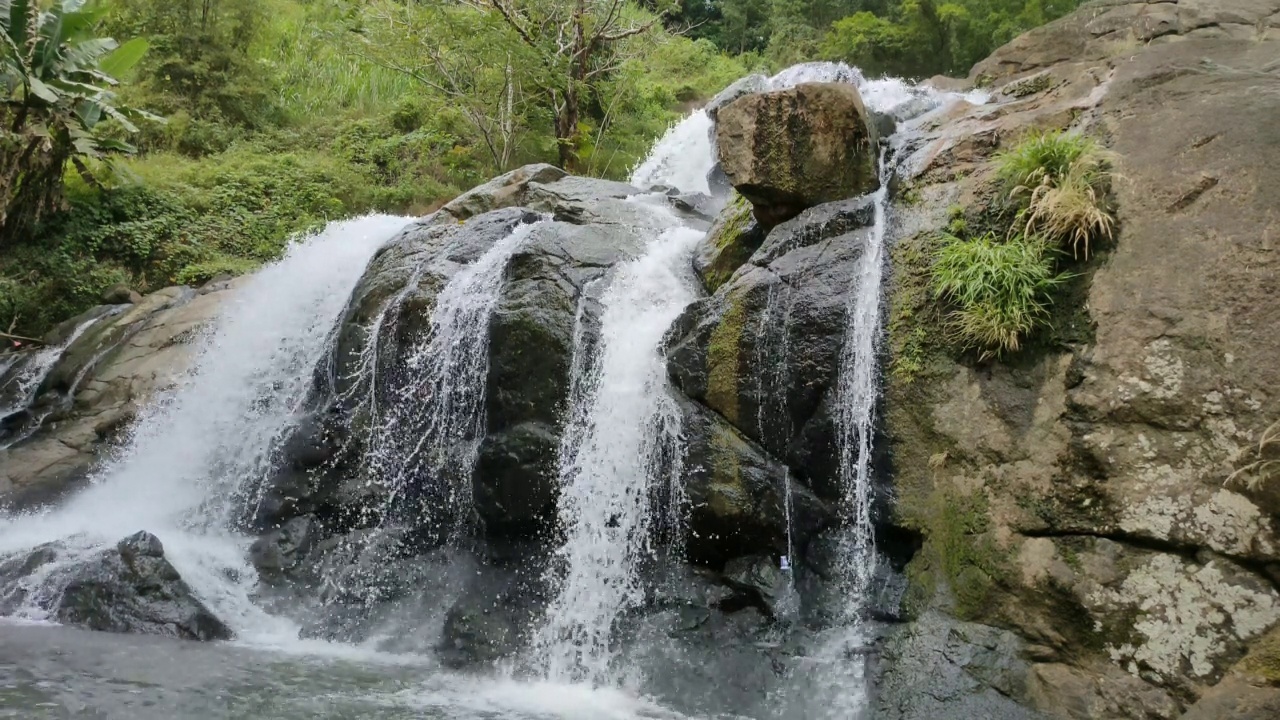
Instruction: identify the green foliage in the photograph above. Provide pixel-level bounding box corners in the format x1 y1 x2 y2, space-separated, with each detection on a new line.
932 231 1062 356
998 130 1115 258
996 129 1096 191
104 0 281 155
0 0 158 244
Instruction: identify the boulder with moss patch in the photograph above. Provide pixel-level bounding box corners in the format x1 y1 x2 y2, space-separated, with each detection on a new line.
715 82 879 227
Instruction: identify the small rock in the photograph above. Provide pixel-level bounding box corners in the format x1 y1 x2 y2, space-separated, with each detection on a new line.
116 530 164 560
101 284 142 305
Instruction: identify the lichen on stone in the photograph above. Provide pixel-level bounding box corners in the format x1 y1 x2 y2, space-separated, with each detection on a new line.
1088 554 1280 682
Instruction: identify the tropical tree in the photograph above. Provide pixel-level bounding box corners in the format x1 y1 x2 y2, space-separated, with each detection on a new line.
0 0 155 246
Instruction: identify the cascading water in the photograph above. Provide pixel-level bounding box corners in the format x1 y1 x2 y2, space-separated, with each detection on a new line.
834 153 892 626
534 220 702 684
0 312 113 448
753 282 801 616
0 214 409 641
348 217 545 542
629 111 716 195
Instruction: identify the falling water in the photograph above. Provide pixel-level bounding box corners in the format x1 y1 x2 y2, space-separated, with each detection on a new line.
0 313 111 447
629 111 716 195
351 218 545 540
753 282 800 613
0 214 409 641
833 156 892 626
534 221 702 685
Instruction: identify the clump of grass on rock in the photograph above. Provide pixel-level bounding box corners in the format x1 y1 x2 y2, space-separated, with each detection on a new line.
997 130 1116 259
932 231 1062 357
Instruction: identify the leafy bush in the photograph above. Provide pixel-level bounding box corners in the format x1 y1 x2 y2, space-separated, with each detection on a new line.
997 130 1115 259
932 232 1063 356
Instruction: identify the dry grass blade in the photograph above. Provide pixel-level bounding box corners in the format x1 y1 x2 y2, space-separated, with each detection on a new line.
1224 419 1280 490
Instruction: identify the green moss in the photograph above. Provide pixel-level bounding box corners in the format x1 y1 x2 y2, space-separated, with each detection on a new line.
901 485 1011 621
706 424 747 518
886 232 950 385
706 292 748 425
702 193 758 293
1239 626 1280 685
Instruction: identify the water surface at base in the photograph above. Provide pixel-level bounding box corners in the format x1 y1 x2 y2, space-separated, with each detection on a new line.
0 622 704 720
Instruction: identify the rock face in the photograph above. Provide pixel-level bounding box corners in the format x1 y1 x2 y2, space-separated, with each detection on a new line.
0 531 232 641
0 280 244 510
668 194 876 505
882 1 1280 717
715 82 879 226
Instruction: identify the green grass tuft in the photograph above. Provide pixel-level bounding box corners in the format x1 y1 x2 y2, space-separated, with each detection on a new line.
997 130 1116 259
932 231 1063 357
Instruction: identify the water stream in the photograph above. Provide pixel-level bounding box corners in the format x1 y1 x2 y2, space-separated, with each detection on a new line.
534 219 702 685
0 62 983 719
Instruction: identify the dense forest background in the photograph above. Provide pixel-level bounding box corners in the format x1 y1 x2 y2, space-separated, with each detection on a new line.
1 0 1083 337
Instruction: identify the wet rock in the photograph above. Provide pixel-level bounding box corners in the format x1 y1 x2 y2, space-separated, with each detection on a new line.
665 191 718 222
705 74 769 122
438 560 544 668
692 193 764 294
619 605 782 719
100 284 142 305
440 163 568 221
715 82 879 226
473 422 559 537
0 284 241 509
266 174 659 558
668 200 871 499
249 516 316 580
680 397 832 566
721 555 791 616
873 610 1045 719
0 532 233 641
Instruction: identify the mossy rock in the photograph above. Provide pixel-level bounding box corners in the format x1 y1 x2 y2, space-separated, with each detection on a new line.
900 484 1011 621
693 193 764 294
1238 625 1280 686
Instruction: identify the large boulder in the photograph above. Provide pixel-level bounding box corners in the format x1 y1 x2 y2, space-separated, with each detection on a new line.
668 195 876 502
692 193 764 294
0 531 232 641
715 82 879 227
680 397 832 567
260 171 659 547
0 281 244 510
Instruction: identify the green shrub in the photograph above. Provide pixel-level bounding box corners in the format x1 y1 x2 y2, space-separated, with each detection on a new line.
932 232 1063 356
996 130 1096 189
996 130 1116 258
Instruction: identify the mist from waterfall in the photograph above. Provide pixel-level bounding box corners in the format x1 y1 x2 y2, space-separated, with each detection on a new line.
0 215 409 642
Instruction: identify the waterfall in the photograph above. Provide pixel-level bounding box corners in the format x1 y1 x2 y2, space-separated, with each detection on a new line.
351 218 544 540
629 111 715 195
534 221 702 684
833 157 892 627
0 215 408 641
753 282 800 614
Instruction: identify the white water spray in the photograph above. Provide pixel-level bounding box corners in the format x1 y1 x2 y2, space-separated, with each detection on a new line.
629 111 715 195
0 214 409 642
352 218 544 539
534 221 702 684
